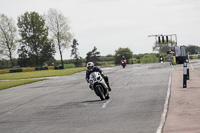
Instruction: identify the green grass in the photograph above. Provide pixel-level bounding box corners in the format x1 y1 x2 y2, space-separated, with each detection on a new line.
0 67 86 80
0 67 86 90
0 66 115 90
0 79 46 90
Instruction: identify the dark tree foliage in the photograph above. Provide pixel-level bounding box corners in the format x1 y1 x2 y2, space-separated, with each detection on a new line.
0 14 17 68
17 46 29 67
86 46 100 65
0 58 18 69
71 39 82 67
17 11 55 67
185 45 200 55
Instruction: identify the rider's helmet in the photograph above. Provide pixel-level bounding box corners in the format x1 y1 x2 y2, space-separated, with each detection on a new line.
87 62 94 71
122 56 125 60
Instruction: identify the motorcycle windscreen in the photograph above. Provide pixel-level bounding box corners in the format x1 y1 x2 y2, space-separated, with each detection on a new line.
89 72 98 80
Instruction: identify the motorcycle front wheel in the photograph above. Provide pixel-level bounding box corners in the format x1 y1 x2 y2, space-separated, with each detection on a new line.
94 85 105 100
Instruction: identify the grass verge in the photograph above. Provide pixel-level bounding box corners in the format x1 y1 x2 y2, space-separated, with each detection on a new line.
0 65 114 90
0 67 87 80
0 79 46 91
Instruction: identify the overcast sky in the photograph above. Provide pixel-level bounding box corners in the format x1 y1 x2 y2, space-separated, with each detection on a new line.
1 0 200 59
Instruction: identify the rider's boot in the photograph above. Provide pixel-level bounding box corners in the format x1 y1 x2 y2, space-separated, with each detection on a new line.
107 82 111 91
103 76 111 92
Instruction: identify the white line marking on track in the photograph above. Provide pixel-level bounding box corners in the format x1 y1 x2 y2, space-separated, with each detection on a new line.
102 99 111 108
156 68 173 133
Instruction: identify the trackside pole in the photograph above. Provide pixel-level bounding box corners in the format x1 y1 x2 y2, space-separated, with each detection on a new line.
160 56 163 63
186 59 189 80
183 62 187 88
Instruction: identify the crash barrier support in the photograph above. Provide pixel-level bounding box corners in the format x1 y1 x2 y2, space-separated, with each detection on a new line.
160 56 163 63
0 66 63 74
186 59 189 80
183 62 187 88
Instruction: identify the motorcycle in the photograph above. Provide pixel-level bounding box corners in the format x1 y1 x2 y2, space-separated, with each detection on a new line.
89 72 110 100
121 60 126 68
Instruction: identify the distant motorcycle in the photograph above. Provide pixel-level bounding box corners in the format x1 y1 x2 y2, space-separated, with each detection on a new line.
121 60 126 68
89 72 110 100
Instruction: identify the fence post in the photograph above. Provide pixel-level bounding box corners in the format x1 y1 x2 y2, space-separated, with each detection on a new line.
186 59 189 80
160 55 163 63
183 62 187 88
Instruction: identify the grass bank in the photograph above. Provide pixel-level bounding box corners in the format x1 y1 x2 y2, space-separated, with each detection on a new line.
0 79 46 91
0 65 115 90
0 67 86 80
0 67 87 90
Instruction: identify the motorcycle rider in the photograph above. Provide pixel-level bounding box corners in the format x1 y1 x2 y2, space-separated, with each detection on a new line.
121 56 126 62
86 62 111 91
121 56 126 68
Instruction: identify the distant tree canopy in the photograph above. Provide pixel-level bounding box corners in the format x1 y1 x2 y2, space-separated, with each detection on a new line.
152 40 177 54
153 43 170 53
185 45 200 55
140 54 158 64
17 11 55 67
86 46 100 65
71 39 82 67
0 14 17 67
114 47 133 64
45 8 73 69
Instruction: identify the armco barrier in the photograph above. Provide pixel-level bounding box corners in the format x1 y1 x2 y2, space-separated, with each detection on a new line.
9 69 22 73
189 54 200 59
48 66 55 70
22 68 35 72
43 67 48 70
0 70 10 74
0 66 59 74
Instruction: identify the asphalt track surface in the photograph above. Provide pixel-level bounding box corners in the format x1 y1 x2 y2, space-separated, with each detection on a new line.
0 63 172 133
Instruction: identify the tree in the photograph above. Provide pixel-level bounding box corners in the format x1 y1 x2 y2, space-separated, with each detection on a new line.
86 46 100 65
185 45 200 54
71 39 82 67
153 40 176 53
17 11 55 67
114 47 133 64
40 41 56 65
45 8 73 69
0 14 17 67
153 43 170 53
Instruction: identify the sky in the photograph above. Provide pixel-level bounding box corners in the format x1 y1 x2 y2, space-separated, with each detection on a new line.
1 0 200 60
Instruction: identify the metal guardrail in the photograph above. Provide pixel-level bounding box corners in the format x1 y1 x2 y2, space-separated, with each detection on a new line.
0 66 62 74
189 54 200 59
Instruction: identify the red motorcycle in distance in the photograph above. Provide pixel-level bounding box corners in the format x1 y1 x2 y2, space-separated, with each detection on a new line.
121 60 126 68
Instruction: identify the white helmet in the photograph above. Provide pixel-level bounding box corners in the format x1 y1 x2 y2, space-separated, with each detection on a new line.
87 62 94 71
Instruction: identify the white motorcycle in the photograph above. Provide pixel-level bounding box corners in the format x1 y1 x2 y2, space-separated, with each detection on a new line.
89 72 110 100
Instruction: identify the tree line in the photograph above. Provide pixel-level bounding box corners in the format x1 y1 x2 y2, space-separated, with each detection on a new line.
1 8 199 69
0 8 136 69
0 8 134 69
0 9 72 69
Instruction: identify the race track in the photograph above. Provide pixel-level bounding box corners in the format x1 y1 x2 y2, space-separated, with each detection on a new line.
0 63 172 133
